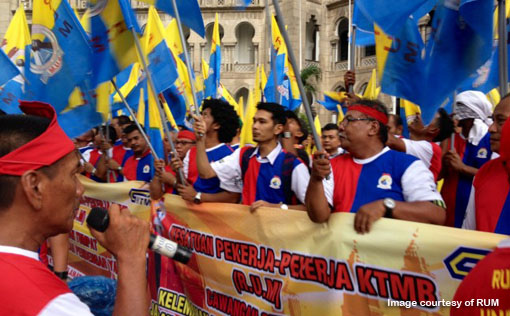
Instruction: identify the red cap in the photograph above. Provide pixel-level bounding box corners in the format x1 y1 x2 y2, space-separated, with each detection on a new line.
177 130 196 142
0 101 76 176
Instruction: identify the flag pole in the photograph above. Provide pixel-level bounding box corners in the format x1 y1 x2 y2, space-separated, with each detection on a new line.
498 0 508 95
110 79 159 159
265 0 279 101
169 0 201 117
271 0 323 152
348 27 356 93
131 29 187 184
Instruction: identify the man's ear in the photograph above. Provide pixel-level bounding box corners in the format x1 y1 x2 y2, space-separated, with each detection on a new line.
212 121 220 132
274 123 284 136
19 170 47 211
367 121 380 137
427 125 440 139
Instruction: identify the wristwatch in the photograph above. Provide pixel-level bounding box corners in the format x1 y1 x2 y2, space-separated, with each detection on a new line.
117 166 123 172
283 131 292 139
383 198 396 218
193 192 202 204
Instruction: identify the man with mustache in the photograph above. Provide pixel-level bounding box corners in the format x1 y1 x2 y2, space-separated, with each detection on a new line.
0 101 150 315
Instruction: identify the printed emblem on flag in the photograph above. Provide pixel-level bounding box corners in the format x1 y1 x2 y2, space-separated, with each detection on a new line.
377 173 392 190
269 175 282 190
29 25 63 84
143 165 150 173
476 147 488 159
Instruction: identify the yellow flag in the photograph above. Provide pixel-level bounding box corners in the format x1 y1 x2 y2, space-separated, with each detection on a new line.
314 115 322 137
374 24 392 81
336 105 344 124
211 13 220 54
240 90 256 147
238 96 244 123
401 99 421 124
113 63 141 103
162 98 178 130
486 88 501 110
202 58 210 80
363 68 379 99
165 19 184 56
2 7 31 62
80 9 90 34
220 84 239 111
137 87 146 126
96 81 112 122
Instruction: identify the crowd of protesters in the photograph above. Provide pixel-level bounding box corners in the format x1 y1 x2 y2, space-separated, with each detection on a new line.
1 70 509 314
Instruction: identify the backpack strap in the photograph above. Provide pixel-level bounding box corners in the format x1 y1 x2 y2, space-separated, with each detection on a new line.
240 146 257 182
281 151 299 205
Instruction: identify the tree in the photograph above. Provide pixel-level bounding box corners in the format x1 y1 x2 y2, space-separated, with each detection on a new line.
300 64 322 116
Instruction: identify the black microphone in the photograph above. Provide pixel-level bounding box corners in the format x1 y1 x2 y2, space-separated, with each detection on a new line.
86 207 192 264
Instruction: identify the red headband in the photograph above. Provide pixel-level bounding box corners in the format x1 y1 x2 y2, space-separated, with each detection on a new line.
0 101 76 176
349 105 389 125
177 130 196 141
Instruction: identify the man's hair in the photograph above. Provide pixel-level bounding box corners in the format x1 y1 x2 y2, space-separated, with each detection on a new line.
389 114 403 127
0 114 54 211
115 115 131 126
99 125 118 144
355 99 389 144
257 102 287 126
0 109 6 116
284 110 308 143
123 123 141 135
433 108 454 142
322 123 339 133
202 99 240 143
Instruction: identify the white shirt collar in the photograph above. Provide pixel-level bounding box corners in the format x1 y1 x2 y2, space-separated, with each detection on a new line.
498 238 510 249
249 143 282 165
0 245 40 261
206 143 226 153
352 147 390 165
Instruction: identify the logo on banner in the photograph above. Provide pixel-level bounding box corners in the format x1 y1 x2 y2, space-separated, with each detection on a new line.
377 173 392 190
443 246 491 280
30 25 63 84
269 175 281 189
128 188 151 206
477 147 488 159
143 165 150 173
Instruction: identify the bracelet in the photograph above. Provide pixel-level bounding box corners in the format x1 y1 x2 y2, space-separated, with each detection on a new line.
91 167 97 175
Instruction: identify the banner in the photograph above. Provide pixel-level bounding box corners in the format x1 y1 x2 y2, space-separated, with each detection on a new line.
70 176 506 315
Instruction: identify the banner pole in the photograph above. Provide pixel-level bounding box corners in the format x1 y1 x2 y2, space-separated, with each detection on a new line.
498 0 508 96
271 0 323 152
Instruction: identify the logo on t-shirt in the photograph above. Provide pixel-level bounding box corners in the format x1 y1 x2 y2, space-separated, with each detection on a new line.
377 173 392 190
143 165 150 173
269 175 282 189
476 147 488 159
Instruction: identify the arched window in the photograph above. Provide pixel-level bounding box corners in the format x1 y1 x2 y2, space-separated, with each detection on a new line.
364 45 375 57
335 85 346 92
235 87 250 110
337 18 349 62
235 22 255 64
204 22 225 59
305 16 319 61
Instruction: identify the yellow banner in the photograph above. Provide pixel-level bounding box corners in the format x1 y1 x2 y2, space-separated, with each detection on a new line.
70 176 506 315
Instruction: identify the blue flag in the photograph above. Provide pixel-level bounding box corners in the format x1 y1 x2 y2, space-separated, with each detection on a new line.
0 80 24 114
24 0 92 113
356 0 436 37
0 49 20 87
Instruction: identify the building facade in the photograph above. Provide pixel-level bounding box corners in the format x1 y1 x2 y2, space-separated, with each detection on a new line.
0 0 414 124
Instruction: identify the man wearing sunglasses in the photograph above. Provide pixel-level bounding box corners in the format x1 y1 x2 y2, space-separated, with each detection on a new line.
305 99 446 234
